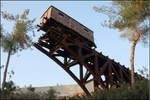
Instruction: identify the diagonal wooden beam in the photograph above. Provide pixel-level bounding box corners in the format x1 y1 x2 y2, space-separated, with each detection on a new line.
110 63 122 82
83 70 91 82
40 38 49 41
33 43 91 95
50 45 62 55
66 60 78 68
119 65 130 82
38 40 51 49
62 40 105 89
83 53 95 59
99 61 109 75
85 79 94 85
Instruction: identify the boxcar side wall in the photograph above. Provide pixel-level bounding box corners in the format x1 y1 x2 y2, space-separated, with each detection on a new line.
40 7 52 26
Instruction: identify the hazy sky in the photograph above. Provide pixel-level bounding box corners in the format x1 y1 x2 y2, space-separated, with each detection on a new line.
1 1 149 88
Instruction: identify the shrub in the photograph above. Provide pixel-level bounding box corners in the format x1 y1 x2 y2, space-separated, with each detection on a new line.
43 87 60 100
1 81 16 97
84 80 149 100
1 80 149 100
27 84 35 92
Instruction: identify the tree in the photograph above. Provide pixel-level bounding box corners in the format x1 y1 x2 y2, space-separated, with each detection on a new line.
93 0 150 85
44 88 59 100
27 84 35 92
2 81 16 96
1 9 35 91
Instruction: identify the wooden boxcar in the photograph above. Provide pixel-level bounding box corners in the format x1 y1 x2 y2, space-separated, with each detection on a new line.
40 6 95 46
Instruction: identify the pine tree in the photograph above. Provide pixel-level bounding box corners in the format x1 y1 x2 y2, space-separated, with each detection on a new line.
1 9 36 91
93 0 150 85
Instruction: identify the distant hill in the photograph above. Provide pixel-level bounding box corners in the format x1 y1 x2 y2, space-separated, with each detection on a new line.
18 82 94 97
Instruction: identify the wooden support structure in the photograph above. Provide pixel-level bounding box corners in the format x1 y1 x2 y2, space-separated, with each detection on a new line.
34 8 144 95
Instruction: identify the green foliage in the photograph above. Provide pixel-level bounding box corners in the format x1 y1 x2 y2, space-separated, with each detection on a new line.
6 91 42 100
93 80 149 100
1 80 149 100
27 84 35 92
68 95 89 100
93 0 149 86
1 9 35 54
69 80 149 100
93 0 150 42
43 87 60 100
1 9 36 92
2 81 16 96
1 85 59 100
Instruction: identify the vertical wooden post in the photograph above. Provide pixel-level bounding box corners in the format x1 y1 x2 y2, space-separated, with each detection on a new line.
80 64 83 81
94 79 99 91
94 55 99 91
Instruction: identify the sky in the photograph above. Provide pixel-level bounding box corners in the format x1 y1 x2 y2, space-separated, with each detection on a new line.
1 1 149 88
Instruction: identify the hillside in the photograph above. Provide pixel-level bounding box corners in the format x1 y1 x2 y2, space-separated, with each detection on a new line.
18 82 94 97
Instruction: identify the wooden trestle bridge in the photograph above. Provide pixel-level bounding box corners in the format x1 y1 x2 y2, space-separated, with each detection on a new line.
33 6 143 95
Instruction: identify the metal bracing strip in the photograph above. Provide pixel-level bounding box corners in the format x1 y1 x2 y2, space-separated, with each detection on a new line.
33 43 91 95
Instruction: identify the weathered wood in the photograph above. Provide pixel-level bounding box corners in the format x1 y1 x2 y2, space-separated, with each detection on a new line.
80 64 83 81
34 43 91 95
40 6 94 45
66 60 78 68
34 6 144 95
